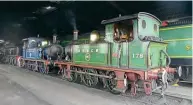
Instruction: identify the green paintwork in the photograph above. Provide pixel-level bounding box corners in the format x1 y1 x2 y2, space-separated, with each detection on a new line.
120 42 129 67
104 24 114 43
148 42 167 68
72 43 108 66
160 24 192 58
138 14 160 37
71 13 167 71
128 20 147 69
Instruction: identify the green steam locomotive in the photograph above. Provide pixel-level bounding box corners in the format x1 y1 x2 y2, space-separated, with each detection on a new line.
62 12 175 95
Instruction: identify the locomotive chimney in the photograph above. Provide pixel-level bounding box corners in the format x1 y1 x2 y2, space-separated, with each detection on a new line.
73 29 78 40
53 34 57 44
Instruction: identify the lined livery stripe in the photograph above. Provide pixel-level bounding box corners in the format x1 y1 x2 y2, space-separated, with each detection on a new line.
160 25 192 31
170 56 192 58
164 38 192 42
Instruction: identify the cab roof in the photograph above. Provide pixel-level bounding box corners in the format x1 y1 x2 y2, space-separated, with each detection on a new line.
101 12 161 25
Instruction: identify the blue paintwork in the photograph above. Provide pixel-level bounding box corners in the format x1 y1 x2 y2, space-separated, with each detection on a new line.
43 48 48 57
22 49 26 58
22 37 47 59
25 48 41 59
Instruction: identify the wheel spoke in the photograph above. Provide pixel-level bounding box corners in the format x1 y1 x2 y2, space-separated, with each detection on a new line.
82 69 98 87
106 71 120 94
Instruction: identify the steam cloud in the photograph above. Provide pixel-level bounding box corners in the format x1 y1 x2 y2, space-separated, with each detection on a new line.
65 10 77 30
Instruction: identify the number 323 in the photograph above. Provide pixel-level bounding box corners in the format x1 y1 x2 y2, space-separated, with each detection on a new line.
132 53 144 58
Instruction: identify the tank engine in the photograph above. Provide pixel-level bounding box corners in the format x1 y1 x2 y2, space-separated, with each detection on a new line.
62 12 176 96
22 35 63 61
18 35 64 73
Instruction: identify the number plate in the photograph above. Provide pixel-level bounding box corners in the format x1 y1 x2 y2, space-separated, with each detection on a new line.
132 53 144 58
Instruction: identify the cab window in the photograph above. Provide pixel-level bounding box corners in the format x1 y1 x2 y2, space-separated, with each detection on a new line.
28 40 37 48
113 22 133 42
23 40 28 49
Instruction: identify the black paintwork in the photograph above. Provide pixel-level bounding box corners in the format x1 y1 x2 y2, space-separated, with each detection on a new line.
169 58 192 66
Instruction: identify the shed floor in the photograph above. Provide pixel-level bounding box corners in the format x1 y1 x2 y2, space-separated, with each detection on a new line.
164 83 192 100
0 64 191 105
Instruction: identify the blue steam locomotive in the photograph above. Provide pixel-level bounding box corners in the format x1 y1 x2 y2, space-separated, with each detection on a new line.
22 36 64 61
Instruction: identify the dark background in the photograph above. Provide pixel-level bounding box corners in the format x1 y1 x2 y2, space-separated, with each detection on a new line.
0 1 192 43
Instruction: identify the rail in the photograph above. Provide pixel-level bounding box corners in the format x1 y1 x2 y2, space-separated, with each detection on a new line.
160 50 171 67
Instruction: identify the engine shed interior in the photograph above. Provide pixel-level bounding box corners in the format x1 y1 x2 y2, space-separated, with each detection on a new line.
0 2 192 104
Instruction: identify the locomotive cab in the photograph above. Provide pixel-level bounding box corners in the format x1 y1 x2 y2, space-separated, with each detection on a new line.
101 12 169 70
137 13 168 69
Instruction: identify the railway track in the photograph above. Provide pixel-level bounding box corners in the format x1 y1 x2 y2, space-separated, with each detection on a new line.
121 91 191 105
48 73 192 105
9 65 193 105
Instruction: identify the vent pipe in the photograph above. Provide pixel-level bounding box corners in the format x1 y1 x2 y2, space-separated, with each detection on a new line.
73 30 79 40
53 34 57 44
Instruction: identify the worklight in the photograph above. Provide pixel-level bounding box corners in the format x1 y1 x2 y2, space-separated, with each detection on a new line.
90 31 99 42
